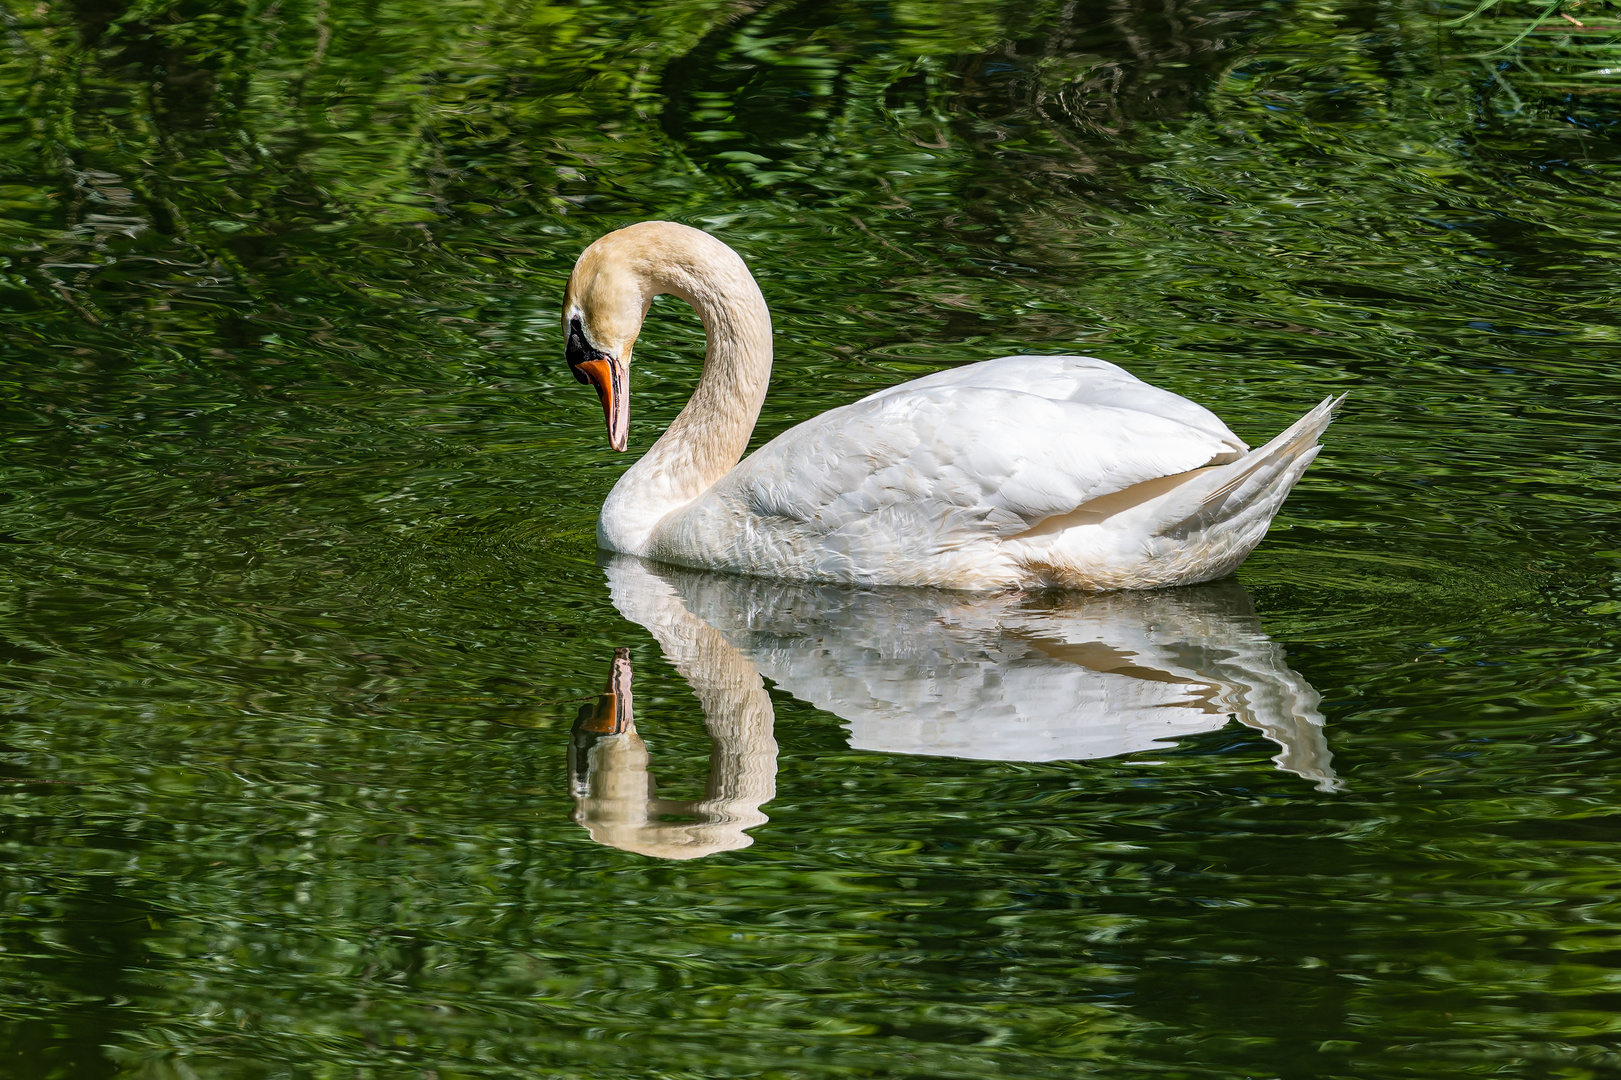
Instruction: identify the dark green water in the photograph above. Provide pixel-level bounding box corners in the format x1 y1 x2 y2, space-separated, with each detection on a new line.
2 0 1621 1076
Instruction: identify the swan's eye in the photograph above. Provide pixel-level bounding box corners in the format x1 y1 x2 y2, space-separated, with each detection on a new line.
566 316 605 383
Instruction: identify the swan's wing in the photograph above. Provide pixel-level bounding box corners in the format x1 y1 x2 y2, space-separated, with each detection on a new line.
653 373 1245 584
863 355 1247 460
738 385 1234 536
650 356 1256 584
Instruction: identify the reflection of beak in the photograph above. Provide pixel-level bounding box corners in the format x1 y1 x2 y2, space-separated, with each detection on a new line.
568 648 635 798
578 647 633 734
575 357 628 452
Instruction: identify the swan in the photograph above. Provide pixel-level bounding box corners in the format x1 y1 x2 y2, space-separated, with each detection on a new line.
563 220 1341 590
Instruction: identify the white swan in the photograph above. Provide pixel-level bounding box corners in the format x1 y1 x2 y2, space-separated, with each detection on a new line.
564 221 1341 590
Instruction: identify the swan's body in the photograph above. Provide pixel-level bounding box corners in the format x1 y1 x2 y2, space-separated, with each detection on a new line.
564 221 1340 591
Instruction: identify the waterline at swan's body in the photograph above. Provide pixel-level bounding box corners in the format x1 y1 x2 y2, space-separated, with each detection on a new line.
564 221 1340 591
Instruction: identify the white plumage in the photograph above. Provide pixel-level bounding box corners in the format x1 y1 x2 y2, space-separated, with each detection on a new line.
564 222 1340 590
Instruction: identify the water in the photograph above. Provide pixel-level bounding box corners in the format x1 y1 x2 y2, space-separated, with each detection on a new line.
1 0 1619 1076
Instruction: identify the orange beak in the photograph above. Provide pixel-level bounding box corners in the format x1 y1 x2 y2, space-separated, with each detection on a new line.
575 356 628 452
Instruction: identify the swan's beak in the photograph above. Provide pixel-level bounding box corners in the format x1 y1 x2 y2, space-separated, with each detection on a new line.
576 357 628 453
565 316 629 452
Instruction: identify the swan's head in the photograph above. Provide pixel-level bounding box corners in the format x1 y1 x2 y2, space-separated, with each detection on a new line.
562 231 651 453
563 221 761 453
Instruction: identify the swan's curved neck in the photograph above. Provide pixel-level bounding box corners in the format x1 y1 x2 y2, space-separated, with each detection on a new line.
598 247 772 553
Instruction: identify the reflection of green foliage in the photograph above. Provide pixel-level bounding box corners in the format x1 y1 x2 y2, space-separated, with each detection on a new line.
0 0 730 269
1448 0 1621 99
0 0 1620 1076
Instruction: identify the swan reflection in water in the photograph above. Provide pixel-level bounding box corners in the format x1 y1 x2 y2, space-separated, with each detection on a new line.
570 554 1337 860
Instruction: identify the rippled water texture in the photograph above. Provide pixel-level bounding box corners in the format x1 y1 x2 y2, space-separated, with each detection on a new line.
1 0 1620 1076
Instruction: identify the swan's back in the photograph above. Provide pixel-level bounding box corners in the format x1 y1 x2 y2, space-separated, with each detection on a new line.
864 355 1247 460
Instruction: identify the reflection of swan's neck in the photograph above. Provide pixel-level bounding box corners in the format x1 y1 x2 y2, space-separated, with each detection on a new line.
599 241 773 552
570 645 777 861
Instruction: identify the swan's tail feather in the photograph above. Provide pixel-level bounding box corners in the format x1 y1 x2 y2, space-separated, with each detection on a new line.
1011 394 1341 590
1179 393 1343 524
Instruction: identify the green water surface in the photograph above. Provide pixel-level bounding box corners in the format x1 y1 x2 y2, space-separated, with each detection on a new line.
1 0 1620 1076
